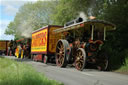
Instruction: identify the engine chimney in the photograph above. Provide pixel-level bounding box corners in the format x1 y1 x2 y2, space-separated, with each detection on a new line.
76 17 83 23
64 17 84 27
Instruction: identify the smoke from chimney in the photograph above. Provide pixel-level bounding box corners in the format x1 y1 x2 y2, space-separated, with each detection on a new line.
79 12 88 21
17 19 34 38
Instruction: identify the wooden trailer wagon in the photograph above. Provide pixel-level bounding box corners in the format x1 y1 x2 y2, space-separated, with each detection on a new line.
31 25 62 63
0 40 9 55
54 17 116 71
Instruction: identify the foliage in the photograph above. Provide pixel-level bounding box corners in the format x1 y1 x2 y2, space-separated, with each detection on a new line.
51 0 89 25
5 1 57 40
115 57 128 74
100 0 128 70
0 57 63 85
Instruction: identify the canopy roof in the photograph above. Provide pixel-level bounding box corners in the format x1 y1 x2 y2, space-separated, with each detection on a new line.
54 19 116 33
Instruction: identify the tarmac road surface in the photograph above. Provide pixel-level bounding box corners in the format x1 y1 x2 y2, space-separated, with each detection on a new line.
3 56 128 85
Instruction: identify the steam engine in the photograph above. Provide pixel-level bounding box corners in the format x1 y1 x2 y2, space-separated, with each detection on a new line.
15 38 31 59
55 16 115 71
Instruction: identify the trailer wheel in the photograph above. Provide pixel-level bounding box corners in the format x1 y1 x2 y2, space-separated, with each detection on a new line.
75 48 86 71
56 40 70 67
96 52 108 71
43 55 48 64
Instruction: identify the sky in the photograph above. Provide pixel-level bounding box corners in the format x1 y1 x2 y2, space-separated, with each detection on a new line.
0 0 45 40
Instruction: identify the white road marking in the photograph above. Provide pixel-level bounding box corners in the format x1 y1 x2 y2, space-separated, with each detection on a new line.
81 72 95 76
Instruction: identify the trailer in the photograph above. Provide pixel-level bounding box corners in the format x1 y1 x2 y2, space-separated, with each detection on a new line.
31 25 62 63
0 40 9 55
54 17 116 71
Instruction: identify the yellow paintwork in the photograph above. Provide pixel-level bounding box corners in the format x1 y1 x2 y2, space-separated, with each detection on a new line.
15 47 19 58
48 27 61 53
21 50 24 59
15 46 24 59
0 41 6 50
31 28 48 53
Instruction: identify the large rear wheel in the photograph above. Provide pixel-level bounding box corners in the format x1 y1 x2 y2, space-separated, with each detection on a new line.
96 52 108 71
75 48 86 71
56 40 70 67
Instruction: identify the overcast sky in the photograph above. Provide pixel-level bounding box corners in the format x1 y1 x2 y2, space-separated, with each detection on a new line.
0 0 46 40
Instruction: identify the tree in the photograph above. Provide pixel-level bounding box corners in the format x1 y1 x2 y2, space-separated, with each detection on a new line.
5 1 57 39
51 0 89 25
100 0 128 69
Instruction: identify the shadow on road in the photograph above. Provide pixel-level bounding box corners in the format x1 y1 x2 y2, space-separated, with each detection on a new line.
14 58 33 62
3 56 104 72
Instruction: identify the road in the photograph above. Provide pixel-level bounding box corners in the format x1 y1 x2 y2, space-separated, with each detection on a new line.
3 56 128 85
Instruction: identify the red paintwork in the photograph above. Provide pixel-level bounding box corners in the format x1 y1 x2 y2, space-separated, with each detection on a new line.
33 54 42 61
16 38 24 42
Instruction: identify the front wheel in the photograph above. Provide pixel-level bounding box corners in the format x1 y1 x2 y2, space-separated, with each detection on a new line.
75 48 86 71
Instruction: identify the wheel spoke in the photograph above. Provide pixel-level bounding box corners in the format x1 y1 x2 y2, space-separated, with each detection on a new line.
57 47 61 50
56 53 61 55
60 44 64 49
78 51 82 56
76 61 83 69
75 48 86 71
80 55 83 59
60 57 64 64
58 42 62 47
56 53 64 56
80 59 84 63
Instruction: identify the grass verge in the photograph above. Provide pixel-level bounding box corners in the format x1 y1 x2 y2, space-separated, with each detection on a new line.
0 57 63 85
115 57 128 74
